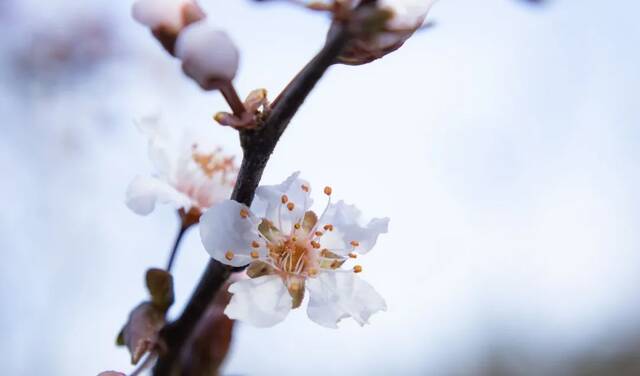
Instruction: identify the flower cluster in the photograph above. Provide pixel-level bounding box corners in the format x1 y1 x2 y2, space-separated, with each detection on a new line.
126 116 237 218
127 0 398 334
199 172 389 328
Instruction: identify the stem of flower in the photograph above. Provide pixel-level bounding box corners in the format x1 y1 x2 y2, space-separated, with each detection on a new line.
219 81 246 117
166 223 188 272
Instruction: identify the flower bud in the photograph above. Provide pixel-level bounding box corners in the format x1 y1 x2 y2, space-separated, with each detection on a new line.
175 22 240 90
334 0 436 65
132 0 205 55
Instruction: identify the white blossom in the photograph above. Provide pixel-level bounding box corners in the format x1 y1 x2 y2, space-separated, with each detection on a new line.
199 172 389 328
126 116 237 216
175 21 240 90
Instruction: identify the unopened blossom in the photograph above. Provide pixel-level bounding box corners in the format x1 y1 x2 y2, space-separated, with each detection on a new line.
132 0 206 55
126 116 237 218
329 0 437 65
175 22 240 90
200 172 389 328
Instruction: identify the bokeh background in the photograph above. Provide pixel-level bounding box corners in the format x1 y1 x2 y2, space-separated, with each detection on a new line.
2 0 640 375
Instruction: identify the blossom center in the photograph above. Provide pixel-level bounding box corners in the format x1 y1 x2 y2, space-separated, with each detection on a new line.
191 145 235 178
268 237 315 276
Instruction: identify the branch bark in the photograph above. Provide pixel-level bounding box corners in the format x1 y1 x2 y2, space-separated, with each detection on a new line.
152 14 355 376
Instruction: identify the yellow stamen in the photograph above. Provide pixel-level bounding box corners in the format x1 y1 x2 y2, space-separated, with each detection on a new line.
311 241 321 249
251 241 260 248
240 209 249 218
353 265 363 273
323 186 332 196
281 195 288 204
349 252 357 258
301 184 309 192
287 202 295 211
225 251 234 261
323 224 334 231
250 251 259 259
314 231 323 237
350 240 360 247
294 223 301 230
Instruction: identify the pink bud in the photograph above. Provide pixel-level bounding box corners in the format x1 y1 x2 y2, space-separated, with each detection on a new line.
175 22 240 90
132 0 205 55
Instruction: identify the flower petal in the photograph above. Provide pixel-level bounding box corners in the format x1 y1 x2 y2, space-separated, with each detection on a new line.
135 115 178 180
253 171 313 233
318 200 389 255
306 271 386 328
383 0 436 30
224 275 292 327
126 175 192 215
199 200 261 267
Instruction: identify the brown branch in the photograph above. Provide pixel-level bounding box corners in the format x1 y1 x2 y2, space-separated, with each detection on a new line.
152 5 370 374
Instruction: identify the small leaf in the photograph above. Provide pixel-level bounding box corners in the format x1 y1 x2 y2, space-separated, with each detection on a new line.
243 88 269 114
116 330 125 346
145 268 174 312
117 302 166 365
180 282 235 376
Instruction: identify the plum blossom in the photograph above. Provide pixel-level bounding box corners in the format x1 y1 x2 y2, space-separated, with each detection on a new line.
199 172 389 328
126 116 237 217
329 0 438 65
175 22 240 90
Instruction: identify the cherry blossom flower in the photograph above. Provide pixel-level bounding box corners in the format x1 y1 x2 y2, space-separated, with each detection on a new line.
199 172 389 328
175 21 240 90
328 0 438 65
132 0 206 55
126 116 237 218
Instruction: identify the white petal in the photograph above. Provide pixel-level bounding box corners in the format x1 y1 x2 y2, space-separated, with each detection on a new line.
225 275 292 327
306 271 386 328
253 171 313 233
126 175 192 215
134 115 177 180
318 200 389 255
382 0 436 29
199 200 260 267
175 22 239 87
132 0 193 30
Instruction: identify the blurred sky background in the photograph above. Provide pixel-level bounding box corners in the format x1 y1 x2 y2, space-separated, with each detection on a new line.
1 0 640 375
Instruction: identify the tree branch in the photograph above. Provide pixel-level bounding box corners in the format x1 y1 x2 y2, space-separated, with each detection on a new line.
153 9 361 375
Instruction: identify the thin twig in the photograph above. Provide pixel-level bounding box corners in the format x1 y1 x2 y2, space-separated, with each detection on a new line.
165 224 188 272
220 82 246 117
